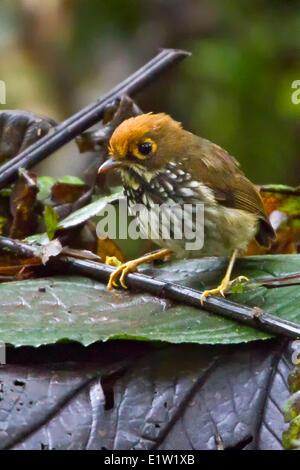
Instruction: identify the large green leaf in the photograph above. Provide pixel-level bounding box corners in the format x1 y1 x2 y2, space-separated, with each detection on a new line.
0 255 300 347
0 339 292 450
57 191 123 230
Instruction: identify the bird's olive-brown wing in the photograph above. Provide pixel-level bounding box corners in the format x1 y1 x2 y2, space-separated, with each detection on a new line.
183 136 275 246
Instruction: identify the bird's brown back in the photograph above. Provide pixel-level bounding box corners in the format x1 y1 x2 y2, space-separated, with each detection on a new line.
180 132 275 247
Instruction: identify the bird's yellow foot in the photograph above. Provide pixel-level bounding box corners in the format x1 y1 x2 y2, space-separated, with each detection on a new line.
107 259 140 291
200 275 248 305
106 248 172 291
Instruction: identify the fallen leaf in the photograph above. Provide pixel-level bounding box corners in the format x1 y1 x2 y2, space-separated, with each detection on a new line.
9 170 41 239
0 111 55 164
97 237 124 263
40 239 63 265
0 339 292 450
44 205 59 241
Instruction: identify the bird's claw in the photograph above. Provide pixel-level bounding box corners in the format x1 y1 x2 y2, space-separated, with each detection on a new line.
200 275 249 305
200 286 225 305
107 261 138 291
106 249 172 291
229 275 249 286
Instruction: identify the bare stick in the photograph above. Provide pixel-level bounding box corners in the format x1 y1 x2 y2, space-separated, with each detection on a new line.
0 236 299 340
0 48 190 189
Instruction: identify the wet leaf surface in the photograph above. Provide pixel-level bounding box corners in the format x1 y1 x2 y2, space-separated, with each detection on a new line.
0 255 299 347
0 339 291 450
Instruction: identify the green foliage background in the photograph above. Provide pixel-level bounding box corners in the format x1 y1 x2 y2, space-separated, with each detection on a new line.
0 0 299 184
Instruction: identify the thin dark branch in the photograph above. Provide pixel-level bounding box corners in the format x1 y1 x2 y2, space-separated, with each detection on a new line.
0 49 190 189
58 257 300 339
0 236 299 340
259 186 300 196
258 274 300 288
0 237 39 258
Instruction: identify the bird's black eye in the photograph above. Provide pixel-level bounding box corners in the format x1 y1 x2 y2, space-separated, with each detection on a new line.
138 141 152 156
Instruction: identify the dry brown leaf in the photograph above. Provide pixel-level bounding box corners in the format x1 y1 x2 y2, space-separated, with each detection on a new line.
97 237 124 263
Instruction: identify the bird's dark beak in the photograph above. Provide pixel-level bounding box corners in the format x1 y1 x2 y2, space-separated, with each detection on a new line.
98 157 124 175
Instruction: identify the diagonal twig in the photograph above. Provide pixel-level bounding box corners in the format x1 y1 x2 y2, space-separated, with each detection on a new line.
259 186 300 196
261 273 300 288
0 236 299 340
0 48 190 189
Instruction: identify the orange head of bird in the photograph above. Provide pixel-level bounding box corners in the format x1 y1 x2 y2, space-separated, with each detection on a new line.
98 113 187 175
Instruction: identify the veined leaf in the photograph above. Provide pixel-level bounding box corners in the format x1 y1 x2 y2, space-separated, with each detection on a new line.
57 191 124 230
0 255 299 347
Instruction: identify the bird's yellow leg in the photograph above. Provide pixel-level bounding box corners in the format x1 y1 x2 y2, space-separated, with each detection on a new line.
200 249 248 305
106 248 172 291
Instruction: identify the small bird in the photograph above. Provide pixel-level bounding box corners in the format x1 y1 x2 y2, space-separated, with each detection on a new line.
98 113 275 301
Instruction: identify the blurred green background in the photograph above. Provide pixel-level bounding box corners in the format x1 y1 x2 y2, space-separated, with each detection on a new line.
0 0 299 184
